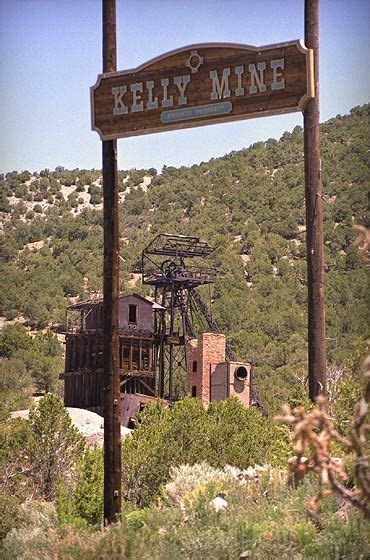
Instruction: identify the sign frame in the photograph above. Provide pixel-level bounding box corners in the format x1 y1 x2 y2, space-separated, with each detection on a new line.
91 39 314 141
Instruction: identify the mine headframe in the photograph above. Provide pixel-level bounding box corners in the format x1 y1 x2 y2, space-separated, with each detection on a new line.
141 233 215 286
141 234 217 397
140 233 265 411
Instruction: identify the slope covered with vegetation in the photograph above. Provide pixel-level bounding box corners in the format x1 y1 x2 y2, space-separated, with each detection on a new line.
0 105 368 414
0 105 369 558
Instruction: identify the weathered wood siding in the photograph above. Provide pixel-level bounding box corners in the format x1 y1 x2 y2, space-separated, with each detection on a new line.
84 295 153 332
118 295 153 333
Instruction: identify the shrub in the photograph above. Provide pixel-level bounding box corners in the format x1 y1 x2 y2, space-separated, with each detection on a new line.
73 446 103 525
27 395 85 500
0 356 32 419
14 185 27 198
121 398 290 507
0 324 32 358
0 196 11 212
90 193 102 205
2 502 58 559
2 465 368 559
0 495 21 541
162 463 228 507
33 191 43 202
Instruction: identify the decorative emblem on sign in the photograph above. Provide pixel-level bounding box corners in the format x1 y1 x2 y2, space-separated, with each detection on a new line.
186 50 204 74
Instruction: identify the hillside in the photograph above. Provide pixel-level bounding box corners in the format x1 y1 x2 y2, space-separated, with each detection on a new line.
0 105 368 412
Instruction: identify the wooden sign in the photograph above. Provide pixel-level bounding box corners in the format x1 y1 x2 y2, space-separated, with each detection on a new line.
91 40 314 140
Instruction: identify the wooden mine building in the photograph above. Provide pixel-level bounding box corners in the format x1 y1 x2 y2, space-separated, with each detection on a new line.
62 294 165 427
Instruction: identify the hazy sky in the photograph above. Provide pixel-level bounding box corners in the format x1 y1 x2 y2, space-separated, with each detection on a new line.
1 0 369 174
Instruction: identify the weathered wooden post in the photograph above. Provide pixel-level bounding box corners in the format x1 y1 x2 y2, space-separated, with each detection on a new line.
102 0 121 524
304 0 327 400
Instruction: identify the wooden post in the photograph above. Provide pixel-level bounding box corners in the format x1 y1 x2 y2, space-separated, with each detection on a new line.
139 338 143 371
102 0 121 524
304 0 327 400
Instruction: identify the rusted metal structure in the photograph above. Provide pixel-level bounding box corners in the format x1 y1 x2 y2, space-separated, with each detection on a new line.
141 233 215 398
62 294 165 427
141 233 264 410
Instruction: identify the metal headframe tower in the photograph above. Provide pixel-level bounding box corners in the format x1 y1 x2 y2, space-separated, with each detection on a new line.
140 233 264 410
141 234 215 398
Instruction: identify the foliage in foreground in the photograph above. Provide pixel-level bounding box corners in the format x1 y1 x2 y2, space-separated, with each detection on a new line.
0 395 85 539
3 465 369 560
277 373 369 525
1 379 369 558
121 397 290 507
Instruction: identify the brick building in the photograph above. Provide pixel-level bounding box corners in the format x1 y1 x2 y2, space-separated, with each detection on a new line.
186 333 251 407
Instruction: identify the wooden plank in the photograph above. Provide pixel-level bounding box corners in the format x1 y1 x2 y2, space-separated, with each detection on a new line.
91 41 314 140
138 378 156 396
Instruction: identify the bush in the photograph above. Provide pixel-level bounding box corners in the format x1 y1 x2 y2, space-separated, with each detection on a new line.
27 395 85 500
333 373 364 435
90 194 102 205
5 468 367 559
121 398 290 507
0 355 32 418
2 502 58 559
0 495 21 541
33 191 43 202
0 324 32 358
162 463 228 507
14 185 27 198
56 446 104 526
0 395 86 508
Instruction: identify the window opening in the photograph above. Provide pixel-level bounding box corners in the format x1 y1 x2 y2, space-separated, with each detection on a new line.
128 304 137 324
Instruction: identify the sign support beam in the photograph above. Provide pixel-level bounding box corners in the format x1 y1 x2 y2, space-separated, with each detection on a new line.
102 0 121 524
304 0 327 400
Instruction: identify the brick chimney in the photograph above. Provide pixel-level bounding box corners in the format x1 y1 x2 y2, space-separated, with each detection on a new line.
186 333 226 406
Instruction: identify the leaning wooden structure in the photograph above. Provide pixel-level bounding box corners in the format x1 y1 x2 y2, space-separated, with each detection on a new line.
62 294 165 427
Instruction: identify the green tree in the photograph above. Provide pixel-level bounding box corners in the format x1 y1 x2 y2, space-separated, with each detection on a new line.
0 355 32 419
73 447 104 525
0 324 32 359
27 395 84 500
